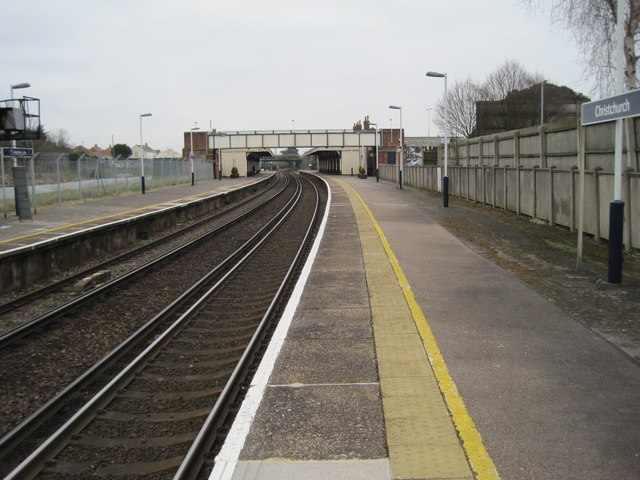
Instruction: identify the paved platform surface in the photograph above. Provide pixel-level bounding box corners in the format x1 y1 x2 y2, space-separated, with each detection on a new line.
0 177 259 252
213 174 640 480
2 173 639 479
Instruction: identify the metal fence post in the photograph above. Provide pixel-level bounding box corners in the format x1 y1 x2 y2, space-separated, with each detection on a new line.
114 155 120 194
56 153 63 204
77 153 85 200
95 157 100 197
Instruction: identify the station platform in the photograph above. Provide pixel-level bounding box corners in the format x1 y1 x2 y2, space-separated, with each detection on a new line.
0 176 261 252
212 174 640 480
2 173 639 479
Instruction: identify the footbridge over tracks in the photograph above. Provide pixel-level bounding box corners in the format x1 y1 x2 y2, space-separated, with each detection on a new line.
209 130 379 177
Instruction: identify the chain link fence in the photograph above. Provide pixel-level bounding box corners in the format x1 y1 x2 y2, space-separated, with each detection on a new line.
1 152 214 216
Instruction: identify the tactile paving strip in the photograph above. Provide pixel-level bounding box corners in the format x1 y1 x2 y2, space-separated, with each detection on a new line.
339 179 474 480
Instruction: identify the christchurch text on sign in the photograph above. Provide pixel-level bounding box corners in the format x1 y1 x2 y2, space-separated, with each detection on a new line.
582 89 640 125
595 99 631 118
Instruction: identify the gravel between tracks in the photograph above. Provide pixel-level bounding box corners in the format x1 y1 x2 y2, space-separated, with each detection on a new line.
0 178 292 440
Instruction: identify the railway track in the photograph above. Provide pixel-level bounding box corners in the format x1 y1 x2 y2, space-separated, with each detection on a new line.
0 174 282 329
0 172 327 478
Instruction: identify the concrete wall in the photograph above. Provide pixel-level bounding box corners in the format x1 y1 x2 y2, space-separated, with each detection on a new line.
341 148 362 176
220 149 248 177
380 164 639 250
379 118 639 249
0 175 275 293
450 119 640 172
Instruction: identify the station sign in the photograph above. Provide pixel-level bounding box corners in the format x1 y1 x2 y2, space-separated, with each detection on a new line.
582 88 640 125
2 147 34 157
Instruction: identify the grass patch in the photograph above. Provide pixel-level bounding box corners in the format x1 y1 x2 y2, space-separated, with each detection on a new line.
545 240 578 255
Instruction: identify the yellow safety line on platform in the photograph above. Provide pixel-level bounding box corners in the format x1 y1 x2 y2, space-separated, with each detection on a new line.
337 179 500 480
0 185 241 245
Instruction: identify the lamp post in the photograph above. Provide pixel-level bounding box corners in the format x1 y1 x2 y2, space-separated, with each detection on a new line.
10 82 30 105
370 122 379 182
388 105 403 190
190 124 199 186
426 108 432 137
540 81 545 125
9 83 31 167
139 113 152 194
426 71 449 207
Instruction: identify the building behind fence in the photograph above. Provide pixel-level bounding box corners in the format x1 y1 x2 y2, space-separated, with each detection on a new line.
1 152 214 215
379 119 639 250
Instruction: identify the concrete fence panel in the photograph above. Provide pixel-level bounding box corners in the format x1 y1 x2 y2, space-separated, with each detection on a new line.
554 170 573 227
630 174 639 246
379 119 639 249
381 163 638 250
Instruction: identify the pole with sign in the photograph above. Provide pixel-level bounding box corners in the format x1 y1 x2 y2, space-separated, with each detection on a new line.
581 90 639 283
580 3 633 283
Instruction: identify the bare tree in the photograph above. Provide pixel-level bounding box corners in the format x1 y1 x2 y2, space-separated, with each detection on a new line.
433 61 543 138
522 0 640 95
433 77 483 138
49 128 72 150
481 60 543 100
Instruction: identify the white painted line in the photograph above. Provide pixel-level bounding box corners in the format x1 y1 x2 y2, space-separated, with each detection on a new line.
209 175 332 480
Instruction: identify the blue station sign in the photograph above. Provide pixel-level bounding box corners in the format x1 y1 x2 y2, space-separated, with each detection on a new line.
2 147 34 157
582 88 640 125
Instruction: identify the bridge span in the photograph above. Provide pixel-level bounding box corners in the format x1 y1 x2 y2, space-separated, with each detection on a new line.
209 129 380 177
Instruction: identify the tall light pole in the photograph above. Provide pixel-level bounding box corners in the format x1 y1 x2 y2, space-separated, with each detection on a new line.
427 71 449 207
388 105 403 190
540 81 545 125
426 108 432 137
190 124 199 186
370 122 379 182
9 83 31 167
139 113 152 194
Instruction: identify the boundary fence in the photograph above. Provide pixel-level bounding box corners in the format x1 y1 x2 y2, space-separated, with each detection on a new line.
379 119 639 250
1 153 213 216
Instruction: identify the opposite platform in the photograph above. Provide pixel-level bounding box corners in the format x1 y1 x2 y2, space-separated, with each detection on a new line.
0 176 262 253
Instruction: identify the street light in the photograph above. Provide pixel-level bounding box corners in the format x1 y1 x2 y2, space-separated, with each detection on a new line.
139 113 152 194
10 82 30 102
370 122 379 182
540 81 545 125
426 71 449 207
426 108 432 137
190 124 199 186
388 105 403 190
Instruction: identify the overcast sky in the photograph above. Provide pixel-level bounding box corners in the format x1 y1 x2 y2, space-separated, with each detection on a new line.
4 0 586 152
